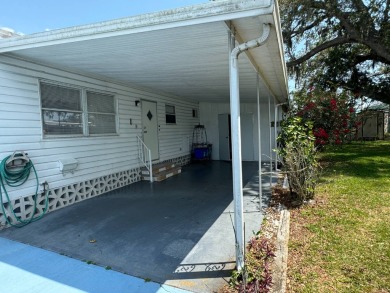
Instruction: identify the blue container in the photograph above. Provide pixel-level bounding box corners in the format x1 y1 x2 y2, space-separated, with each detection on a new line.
194 147 208 159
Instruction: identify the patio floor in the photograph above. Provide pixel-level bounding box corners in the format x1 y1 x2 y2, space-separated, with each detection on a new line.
0 161 276 293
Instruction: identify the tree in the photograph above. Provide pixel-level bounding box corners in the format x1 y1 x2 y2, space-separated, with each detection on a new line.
280 0 390 104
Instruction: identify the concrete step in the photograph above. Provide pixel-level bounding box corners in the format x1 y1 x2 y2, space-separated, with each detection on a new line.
140 162 176 175
141 166 182 182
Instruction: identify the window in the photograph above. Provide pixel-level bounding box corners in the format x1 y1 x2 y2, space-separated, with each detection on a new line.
165 104 176 124
41 82 83 135
87 91 116 134
40 81 117 137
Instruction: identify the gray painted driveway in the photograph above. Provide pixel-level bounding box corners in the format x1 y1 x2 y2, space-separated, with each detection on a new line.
0 161 275 292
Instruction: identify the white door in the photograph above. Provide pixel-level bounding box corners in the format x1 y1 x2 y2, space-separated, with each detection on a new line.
241 113 254 161
141 100 159 161
218 114 231 161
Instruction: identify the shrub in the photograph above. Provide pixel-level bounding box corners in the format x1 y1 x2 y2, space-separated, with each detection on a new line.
294 90 357 146
278 116 319 202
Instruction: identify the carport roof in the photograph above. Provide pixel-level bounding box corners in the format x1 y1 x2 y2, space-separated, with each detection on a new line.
0 0 288 103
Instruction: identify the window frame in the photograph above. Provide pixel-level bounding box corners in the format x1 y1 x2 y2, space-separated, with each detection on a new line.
85 90 118 136
165 104 176 124
39 80 118 139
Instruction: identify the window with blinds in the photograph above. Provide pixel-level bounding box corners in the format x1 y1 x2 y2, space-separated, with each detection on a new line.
40 81 117 137
87 91 116 134
40 82 83 135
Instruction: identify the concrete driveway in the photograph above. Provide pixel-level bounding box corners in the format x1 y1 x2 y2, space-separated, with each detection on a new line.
0 161 275 292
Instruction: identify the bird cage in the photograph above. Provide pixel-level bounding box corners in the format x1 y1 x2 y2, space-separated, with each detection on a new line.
192 125 212 160
192 125 207 146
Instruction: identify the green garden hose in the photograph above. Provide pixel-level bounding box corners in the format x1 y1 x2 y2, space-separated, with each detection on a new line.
0 154 49 227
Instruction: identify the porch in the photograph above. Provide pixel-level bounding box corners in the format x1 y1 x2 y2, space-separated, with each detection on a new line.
0 161 276 292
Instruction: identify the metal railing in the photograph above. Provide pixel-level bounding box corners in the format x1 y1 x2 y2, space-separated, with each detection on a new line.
137 136 153 182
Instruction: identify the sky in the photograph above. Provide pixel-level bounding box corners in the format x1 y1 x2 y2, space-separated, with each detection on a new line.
1 0 207 35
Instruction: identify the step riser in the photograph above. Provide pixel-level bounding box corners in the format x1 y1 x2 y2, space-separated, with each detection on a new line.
141 168 181 182
140 163 176 175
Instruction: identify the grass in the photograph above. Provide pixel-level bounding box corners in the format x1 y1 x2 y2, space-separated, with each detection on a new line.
287 141 390 292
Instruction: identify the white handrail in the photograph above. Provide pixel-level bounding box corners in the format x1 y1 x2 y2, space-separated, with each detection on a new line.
137 136 153 182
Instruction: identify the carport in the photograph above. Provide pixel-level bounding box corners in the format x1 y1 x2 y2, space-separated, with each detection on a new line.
0 161 276 292
0 0 287 291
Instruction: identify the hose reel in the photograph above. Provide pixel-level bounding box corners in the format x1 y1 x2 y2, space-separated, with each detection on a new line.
0 151 49 227
5 151 30 171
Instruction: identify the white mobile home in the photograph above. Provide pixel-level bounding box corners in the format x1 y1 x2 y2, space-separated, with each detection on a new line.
0 0 288 268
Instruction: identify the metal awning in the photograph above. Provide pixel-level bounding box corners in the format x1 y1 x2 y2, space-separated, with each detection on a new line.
0 0 288 103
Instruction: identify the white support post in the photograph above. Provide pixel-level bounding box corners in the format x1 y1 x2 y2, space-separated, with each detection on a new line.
148 149 153 183
274 98 278 171
229 30 245 271
257 74 262 210
228 23 271 271
268 92 272 184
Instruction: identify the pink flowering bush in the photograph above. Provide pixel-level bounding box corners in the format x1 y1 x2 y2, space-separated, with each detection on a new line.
294 91 356 146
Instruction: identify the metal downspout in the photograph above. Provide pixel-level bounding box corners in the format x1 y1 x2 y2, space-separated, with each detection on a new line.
229 23 271 271
257 75 262 210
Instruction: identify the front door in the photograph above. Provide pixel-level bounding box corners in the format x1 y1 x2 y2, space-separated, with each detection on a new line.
218 113 231 161
141 100 159 161
241 113 254 161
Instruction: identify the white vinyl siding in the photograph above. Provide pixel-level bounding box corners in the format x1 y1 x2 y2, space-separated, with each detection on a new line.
0 55 199 201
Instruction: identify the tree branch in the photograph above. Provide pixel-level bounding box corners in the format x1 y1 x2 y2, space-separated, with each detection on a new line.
287 16 328 39
287 37 355 68
350 0 369 13
337 78 390 104
354 53 389 65
383 0 389 28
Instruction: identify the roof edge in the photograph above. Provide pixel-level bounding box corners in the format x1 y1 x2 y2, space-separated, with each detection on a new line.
272 0 289 102
0 0 273 53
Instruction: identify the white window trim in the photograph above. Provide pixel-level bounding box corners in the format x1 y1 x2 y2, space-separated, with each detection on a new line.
39 79 118 139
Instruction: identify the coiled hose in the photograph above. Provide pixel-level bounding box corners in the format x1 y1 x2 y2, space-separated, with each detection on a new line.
0 155 48 227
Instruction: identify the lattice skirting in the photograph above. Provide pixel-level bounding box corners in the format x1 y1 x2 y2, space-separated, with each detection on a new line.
0 168 140 228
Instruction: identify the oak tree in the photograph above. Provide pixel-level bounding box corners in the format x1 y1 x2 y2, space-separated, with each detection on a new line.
280 0 390 103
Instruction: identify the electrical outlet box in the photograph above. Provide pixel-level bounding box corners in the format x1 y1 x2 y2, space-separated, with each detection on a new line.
58 158 78 173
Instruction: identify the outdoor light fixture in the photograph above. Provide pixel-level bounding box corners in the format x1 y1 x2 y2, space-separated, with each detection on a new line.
135 100 140 107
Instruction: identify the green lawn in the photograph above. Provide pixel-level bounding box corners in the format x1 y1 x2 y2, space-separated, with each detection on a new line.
287 141 390 292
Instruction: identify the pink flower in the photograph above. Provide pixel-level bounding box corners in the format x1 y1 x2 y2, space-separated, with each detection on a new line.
330 98 337 111
315 138 327 145
314 128 329 139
